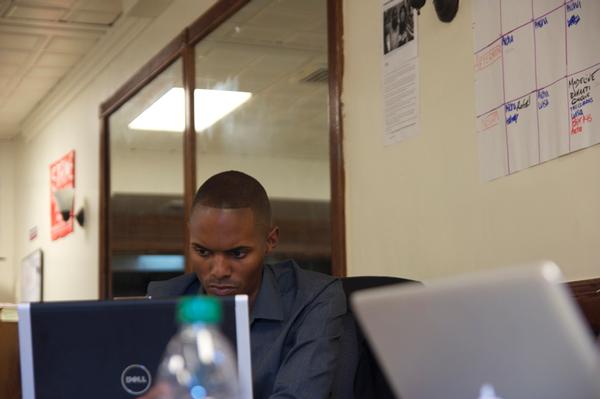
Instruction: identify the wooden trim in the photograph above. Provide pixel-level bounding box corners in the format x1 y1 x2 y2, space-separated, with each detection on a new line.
328 0 346 277
98 116 110 299
568 277 600 298
182 40 196 274
99 33 186 117
187 0 250 46
98 33 185 298
568 277 600 335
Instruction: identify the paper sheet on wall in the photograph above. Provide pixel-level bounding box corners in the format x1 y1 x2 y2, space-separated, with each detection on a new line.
472 0 600 181
382 0 419 145
20 249 43 303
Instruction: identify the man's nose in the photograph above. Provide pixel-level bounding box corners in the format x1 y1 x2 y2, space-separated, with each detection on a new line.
211 254 232 279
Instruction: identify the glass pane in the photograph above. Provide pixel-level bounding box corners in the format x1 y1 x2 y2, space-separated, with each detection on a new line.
193 0 331 273
109 59 185 297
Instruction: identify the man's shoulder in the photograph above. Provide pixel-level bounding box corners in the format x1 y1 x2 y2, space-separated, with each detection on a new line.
267 260 342 299
147 273 199 298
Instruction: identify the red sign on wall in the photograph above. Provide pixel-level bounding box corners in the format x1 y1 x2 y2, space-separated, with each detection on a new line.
50 150 75 241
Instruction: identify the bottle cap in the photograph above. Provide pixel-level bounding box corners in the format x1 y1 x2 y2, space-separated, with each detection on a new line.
177 296 222 324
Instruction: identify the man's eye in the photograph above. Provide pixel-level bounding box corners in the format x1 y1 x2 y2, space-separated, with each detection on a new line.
230 249 247 259
195 248 210 257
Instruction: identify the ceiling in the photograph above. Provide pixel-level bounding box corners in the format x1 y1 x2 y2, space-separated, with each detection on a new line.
110 0 330 160
0 0 331 161
0 0 122 139
0 0 172 139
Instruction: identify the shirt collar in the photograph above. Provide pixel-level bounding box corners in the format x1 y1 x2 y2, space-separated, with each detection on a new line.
250 265 284 324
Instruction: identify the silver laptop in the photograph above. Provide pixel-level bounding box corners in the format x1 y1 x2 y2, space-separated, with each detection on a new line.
352 261 600 399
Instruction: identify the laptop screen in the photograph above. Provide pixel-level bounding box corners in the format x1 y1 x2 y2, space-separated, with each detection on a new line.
18 297 252 399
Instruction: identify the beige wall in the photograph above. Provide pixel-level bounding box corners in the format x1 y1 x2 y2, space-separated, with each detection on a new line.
343 0 600 282
112 148 330 201
0 140 16 301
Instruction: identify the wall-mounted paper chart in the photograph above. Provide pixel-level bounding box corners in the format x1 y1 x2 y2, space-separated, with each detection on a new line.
472 0 600 181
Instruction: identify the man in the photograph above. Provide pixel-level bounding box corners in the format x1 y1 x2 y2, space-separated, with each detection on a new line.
146 171 347 398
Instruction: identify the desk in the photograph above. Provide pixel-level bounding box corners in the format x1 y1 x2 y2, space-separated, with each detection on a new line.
0 321 21 399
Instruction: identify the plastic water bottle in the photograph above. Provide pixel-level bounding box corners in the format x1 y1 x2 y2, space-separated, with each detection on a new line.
154 296 239 399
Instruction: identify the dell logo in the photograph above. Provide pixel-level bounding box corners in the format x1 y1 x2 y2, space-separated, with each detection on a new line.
126 376 148 384
121 364 152 395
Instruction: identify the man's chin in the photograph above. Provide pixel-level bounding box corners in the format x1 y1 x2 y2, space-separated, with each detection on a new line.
206 286 239 296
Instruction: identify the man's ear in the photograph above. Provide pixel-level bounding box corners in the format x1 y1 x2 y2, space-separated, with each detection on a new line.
265 226 279 253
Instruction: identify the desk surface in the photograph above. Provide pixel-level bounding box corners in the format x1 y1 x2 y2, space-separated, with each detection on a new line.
0 321 21 399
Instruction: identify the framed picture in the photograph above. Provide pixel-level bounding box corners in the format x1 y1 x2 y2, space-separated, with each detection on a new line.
21 249 43 302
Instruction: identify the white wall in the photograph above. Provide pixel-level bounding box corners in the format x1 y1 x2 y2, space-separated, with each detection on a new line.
112 148 330 200
13 0 219 301
0 140 16 302
343 0 600 282
196 154 330 201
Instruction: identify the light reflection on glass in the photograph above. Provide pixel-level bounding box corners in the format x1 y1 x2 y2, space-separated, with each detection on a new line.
196 328 215 363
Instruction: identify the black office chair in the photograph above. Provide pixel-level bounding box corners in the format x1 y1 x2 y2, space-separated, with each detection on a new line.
332 276 419 399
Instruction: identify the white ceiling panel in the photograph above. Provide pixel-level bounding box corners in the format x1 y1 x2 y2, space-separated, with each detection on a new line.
17 76 58 91
46 35 97 53
249 53 311 75
0 0 123 136
26 65 69 78
269 0 325 14
284 32 326 50
63 9 119 24
0 32 43 50
6 5 67 21
36 51 80 67
249 8 310 33
0 90 44 119
228 25 292 46
73 0 120 13
12 0 76 8
196 47 258 70
0 64 19 76
231 72 274 93
0 48 31 64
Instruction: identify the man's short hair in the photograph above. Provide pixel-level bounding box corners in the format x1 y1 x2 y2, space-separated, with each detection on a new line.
192 170 272 229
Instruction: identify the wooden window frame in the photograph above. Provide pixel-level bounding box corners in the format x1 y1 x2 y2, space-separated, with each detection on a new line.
98 0 346 299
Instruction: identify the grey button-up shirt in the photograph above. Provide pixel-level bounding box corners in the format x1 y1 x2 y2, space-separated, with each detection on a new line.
147 259 347 398
249 261 346 398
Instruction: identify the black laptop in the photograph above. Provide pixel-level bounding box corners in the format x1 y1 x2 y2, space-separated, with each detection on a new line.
18 297 252 399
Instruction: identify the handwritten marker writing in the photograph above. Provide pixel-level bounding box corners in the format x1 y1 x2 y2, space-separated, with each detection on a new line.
567 14 581 27
566 0 582 12
502 35 514 46
534 17 548 29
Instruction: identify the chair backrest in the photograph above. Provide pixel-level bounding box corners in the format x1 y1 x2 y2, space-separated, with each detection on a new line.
332 276 419 399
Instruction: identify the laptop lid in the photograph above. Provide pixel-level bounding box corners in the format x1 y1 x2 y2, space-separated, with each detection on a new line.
18 296 252 399
351 261 600 399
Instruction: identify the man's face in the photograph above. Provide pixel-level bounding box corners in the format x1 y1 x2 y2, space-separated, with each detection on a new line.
189 205 278 306
399 7 407 28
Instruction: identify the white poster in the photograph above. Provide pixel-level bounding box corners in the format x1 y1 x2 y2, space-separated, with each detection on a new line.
383 0 419 145
472 0 600 181
20 249 43 303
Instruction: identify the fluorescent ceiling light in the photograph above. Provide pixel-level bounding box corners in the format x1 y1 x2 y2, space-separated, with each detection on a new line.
128 87 252 132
